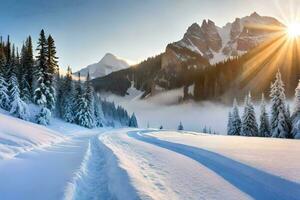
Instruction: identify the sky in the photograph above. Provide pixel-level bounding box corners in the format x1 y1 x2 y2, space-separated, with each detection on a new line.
0 0 298 72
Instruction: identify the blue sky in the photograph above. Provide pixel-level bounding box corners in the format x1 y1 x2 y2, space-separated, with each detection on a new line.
0 0 296 71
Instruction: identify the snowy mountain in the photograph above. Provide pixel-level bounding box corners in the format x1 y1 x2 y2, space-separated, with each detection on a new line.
74 53 129 79
162 12 283 70
92 12 292 103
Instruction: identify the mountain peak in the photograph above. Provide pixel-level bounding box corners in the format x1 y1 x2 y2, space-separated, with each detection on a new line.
250 11 260 18
75 53 129 79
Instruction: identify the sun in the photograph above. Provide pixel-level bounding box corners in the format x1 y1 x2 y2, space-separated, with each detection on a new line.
287 22 300 38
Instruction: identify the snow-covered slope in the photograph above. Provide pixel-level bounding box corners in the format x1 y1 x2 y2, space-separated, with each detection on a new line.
98 129 300 200
0 113 65 159
75 53 129 79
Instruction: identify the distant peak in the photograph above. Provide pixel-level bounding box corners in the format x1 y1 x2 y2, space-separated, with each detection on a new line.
103 52 116 58
250 12 260 18
201 19 208 27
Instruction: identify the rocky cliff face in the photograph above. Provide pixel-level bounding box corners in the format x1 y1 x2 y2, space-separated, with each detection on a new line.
162 12 284 71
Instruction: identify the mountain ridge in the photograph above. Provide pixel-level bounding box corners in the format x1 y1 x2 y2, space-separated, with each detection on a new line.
92 12 293 104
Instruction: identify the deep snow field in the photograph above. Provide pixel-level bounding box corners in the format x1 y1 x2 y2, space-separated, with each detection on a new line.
0 112 299 200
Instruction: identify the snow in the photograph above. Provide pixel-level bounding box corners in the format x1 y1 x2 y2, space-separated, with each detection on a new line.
0 113 65 159
0 132 93 200
124 82 144 101
148 131 300 185
0 125 300 199
100 129 250 200
75 53 129 79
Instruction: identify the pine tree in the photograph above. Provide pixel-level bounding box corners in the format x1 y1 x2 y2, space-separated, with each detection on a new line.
94 94 103 127
259 94 271 137
291 80 300 138
0 73 9 110
45 35 58 110
129 113 138 128
178 121 184 130
60 67 75 122
36 106 51 125
159 125 163 129
241 93 258 136
34 29 48 106
9 74 29 120
227 111 234 135
74 73 95 128
24 36 34 97
270 70 290 138
231 98 241 135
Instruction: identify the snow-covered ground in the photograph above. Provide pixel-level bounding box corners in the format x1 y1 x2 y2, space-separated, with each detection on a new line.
0 122 299 200
0 113 65 159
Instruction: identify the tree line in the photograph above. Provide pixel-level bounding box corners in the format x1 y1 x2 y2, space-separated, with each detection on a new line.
0 30 138 128
227 70 300 139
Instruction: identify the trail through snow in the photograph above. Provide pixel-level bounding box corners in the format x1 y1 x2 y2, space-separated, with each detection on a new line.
100 129 251 200
128 130 300 200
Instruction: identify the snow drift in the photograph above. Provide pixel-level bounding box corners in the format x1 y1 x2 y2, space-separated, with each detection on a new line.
0 113 65 159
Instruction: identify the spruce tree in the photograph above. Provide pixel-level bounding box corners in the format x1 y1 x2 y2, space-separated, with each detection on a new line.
259 94 271 137
24 36 34 97
270 70 290 138
0 73 9 110
227 111 233 135
36 106 51 125
61 67 75 122
129 113 138 128
241 93 258 136
74 73 95 128
178 121 184 130
9 74 29 120
34 29 48 106
94 94 103 127
231 98 241 135
292 80 300 138
45 35 58 110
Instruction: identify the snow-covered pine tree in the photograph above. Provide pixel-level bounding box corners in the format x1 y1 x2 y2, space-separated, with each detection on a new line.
19 74 31 102
23 36 34 98
9 74 29 120
74 72 95 128
36 106 51 125
227 111 234 135
60 66 75 122
34 29 48 106
259 94 270 137
94 94 104 127
178 121 184 130
291 80 300 138
270 70 290 138
0 73 9 110
231 98 241 135
241 93 258 136
34 30 52 125
129 113 138 128
45 35 58 111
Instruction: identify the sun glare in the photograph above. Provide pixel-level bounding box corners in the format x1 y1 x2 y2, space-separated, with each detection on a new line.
287 22 300 37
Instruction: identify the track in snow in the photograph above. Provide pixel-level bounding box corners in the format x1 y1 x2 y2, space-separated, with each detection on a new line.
128 130 300 200
65 135 139 200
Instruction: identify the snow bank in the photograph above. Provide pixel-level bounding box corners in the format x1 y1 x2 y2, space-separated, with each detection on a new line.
0 113 65 159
